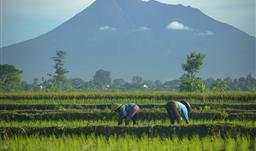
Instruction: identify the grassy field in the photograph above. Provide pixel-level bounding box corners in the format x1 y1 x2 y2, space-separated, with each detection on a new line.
1 134 255 151
0 92 255 150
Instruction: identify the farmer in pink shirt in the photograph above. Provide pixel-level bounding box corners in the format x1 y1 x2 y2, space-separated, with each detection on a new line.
111 103 140 125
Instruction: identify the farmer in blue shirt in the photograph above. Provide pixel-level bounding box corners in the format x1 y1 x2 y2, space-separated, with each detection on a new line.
166 100 191 124
111 103 140 125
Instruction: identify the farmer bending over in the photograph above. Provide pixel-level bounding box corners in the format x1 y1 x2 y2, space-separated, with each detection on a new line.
111 103 140 125
166 100 191 124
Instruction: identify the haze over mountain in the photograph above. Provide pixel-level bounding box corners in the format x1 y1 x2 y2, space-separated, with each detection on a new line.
1 0 255 82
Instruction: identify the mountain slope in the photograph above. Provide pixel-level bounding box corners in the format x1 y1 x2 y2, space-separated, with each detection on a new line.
1 0 255 81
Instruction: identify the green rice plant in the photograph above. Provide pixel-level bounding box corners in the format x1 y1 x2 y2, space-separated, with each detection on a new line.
180 136 190 151
0 135 254 151
0 134 254 151
0 119 255 128
212 135 224 151
162 137 175 151
168 136 181 151
136 135 149 151
1 92 256 101
201 136 214 151
236 135 250 151
224 136 235 151
188 135 202 151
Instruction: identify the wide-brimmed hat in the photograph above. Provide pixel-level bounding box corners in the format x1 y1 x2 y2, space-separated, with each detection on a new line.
111 103 122 112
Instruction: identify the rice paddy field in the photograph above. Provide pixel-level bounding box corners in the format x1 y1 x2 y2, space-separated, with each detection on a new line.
0 92 256 151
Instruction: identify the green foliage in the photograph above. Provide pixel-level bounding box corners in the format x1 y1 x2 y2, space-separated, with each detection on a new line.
131 76 144 89
225 136 236 151
0 122 255 137
112 78 126 90
210 79 226 92
0 92 255 150
224 74 256 91
182 52 205 77
52 51 68 81
0 80 3 91
32 78 42 91
162 80 180 91
180 52 206 92
49 50 69 91
93 69 111 89
0 135 252 151
0 64 23 92
237 135 250 151
180 74 206 92
1 92 256 101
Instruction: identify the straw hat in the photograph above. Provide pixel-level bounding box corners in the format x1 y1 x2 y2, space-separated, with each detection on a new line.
111 103 122 112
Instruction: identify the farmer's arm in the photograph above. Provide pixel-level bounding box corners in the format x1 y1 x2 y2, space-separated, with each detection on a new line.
117 107 127 125
181 108 189 123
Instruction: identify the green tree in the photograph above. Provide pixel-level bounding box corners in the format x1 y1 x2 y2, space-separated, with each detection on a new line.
223 77 233 91
69 78 85 91
112 79 126 90
131 76 144 89
21 81 31 91
50 50 69 90
84 80 97 90
153 80 163 90
182 52 205 77
210 79 226 92
179 52 206 92
0 64 23 92
0 80 3 91
163 80 180 91
32 78 41 91
180 74 205 92
93 69 111 89
245 74 256 91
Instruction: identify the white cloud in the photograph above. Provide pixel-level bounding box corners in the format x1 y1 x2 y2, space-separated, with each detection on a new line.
158 0 255 36
134 26 151 32
141 0 151 2
99 25 116 31
166 21 192 31
197 30 215 36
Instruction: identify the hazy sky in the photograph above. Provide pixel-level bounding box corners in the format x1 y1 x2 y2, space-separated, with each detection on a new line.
1 0 255 47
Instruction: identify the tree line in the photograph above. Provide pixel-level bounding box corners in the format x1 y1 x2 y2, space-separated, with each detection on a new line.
0 50 255 92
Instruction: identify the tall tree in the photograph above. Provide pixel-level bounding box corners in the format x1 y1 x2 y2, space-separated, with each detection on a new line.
180 52 206 92
182 52 205 77
0 64 23 92
50 50 69 90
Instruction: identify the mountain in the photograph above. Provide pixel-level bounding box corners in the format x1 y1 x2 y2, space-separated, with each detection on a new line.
1 0 255 82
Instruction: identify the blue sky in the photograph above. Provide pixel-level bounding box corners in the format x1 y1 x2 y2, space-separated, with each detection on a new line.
1 0 255 47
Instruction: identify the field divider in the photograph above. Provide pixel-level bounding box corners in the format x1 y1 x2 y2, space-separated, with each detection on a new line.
0 124 255 137
0 111 255 121
1 104 256 110
1 92 256 101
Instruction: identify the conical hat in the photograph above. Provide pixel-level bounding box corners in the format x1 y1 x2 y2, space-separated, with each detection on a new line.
111 103 122 112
